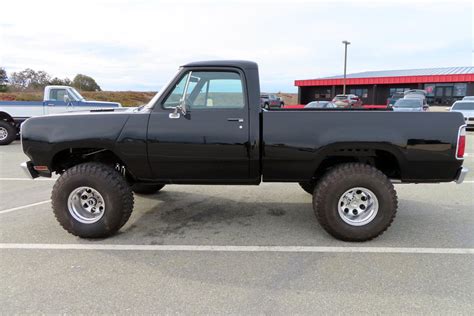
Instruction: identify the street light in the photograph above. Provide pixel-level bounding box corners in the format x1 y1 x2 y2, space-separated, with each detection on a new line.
342 40 351 95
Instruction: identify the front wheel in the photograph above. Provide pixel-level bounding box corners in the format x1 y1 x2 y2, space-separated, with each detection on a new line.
0 121 17 145
51 162 134 238
313 163 397 241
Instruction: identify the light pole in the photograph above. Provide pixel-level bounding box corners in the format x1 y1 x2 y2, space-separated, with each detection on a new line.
342 40 351 95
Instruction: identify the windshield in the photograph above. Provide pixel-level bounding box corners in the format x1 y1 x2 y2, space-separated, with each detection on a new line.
69 87 84 101
143 69 181 110
452 102 474 110
394 99 422 108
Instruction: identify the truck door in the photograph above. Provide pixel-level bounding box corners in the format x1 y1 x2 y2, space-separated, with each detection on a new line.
45 88 73 114
147 69 250 182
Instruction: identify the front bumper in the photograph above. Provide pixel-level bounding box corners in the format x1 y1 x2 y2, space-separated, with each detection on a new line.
20 161 39 179
455 167 469 184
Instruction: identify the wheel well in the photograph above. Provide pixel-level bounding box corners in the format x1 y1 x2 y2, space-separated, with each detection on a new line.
313 149 401 181
51 148 134 180
0 111 14 123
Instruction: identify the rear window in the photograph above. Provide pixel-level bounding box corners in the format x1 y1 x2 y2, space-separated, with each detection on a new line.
452 102 474 110
260 94 269 98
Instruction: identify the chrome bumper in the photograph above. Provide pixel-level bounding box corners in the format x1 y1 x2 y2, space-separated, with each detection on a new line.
20 161 39 179
455 167 469 184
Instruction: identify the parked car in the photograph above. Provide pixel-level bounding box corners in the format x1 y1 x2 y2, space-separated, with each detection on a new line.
260 94 281 109
462 96 474 101
391 98 429 112
450 100 474 129
332 94 362 108
0 85 121 145
305 101 337 109
386 92 404 107
21 60 468 242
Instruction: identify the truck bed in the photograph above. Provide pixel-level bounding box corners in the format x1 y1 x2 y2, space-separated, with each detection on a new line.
262 110 465 182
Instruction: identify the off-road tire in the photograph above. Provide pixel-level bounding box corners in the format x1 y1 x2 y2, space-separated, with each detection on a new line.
51 162 134 238
0 121 17 146
313 163 397 241
131 184 165 195
299 181 316 194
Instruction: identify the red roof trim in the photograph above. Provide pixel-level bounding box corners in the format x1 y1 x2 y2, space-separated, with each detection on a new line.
295 74 474 87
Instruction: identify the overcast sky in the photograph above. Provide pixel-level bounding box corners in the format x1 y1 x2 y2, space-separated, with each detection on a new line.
0 0 472 92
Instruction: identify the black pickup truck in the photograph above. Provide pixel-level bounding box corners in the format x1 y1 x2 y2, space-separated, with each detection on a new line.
21 60 468 241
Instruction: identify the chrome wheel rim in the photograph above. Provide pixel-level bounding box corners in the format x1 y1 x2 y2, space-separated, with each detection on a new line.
338 187 379 226
67 186 105 224
0 127 8 141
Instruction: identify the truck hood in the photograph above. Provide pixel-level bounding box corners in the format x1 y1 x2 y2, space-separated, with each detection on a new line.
21 110 135 155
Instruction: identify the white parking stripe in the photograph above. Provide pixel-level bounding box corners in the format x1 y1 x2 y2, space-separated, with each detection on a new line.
0 178 56 181
0 200 51 214
0 243 473 254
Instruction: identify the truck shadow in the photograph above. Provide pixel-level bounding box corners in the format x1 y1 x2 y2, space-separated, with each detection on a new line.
116 187 323 243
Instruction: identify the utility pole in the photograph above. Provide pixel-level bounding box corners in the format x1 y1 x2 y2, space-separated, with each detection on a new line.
342 40 351 95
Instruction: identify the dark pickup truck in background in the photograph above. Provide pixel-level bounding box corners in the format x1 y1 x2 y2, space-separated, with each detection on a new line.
21 60 468 241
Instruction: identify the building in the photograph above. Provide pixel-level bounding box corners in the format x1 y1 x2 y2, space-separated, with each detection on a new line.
295 66 474 106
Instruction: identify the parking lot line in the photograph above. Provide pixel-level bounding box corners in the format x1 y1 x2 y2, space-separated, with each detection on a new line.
0 200 51 214
0 243 473 254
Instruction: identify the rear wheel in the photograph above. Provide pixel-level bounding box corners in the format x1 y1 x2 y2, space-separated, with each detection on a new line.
51 162 134 238
0 121 16 145
313 163 397 241
131 183 165 195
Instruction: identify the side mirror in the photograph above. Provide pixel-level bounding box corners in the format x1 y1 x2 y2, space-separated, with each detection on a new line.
169 103 187 119
63 95 70 103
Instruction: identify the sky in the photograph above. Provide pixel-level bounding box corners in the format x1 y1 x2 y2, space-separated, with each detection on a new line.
0 0 472 92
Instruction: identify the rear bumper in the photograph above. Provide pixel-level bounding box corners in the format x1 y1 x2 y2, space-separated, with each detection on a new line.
455 167 469 184
20 161 39 179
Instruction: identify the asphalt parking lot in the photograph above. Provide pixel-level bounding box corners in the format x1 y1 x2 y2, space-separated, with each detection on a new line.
1 134 473 314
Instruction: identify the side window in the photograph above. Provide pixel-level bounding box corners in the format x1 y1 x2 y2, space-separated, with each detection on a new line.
50 89 68 101
189 71 244 109
163 71 245 109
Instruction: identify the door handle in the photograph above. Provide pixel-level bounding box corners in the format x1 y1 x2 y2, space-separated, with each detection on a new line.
47 103 54 106
227 118 244 122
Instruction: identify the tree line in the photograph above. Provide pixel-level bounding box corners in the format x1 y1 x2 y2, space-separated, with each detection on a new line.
0 67 101 92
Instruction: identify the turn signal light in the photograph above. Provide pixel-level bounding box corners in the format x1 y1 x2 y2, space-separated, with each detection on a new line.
456 126 466 160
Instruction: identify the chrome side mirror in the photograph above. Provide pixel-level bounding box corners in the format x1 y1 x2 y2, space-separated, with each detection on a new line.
169 104 186 119
63 95 70 103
